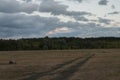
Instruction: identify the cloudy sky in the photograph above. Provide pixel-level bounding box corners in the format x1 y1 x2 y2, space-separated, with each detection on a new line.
0 0 120 39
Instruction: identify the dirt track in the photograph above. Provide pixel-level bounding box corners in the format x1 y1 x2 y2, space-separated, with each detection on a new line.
22 54 95 80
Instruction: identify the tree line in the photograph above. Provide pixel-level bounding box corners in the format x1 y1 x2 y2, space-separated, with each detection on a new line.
0 37 120 51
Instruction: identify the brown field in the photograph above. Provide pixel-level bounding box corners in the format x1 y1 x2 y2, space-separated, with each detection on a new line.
0 49 120 80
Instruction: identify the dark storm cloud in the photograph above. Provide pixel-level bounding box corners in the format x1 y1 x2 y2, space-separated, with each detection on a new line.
0 0 38 13
108 11 120 15
98 0 108 5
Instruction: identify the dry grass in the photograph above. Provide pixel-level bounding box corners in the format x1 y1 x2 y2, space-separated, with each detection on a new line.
0 49 119 80
70 49 120 80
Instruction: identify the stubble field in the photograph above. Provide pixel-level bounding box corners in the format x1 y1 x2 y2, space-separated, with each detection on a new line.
0 49 120 80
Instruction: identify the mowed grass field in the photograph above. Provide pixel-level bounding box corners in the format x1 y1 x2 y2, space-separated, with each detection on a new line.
0 49 120 80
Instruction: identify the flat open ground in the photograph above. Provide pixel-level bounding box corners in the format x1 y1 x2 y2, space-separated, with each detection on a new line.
0 49 120 80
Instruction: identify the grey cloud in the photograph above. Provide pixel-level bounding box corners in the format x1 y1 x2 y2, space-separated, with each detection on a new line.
73 16 89 21
74 0 83 3
39 0 68 15
69 0 83 3
0 0 92 21
69 0 89 3
108 11 120 15
0 0 38 13
77 27 120 38
98 0 108 5
22 0 32 2
0 12 62 38
111 5 115 9
0 0 119 38
48 22 120 38
0 13 119 38
98 17 112 24
66 11 92 17
39 0 92 16
45 20 120 38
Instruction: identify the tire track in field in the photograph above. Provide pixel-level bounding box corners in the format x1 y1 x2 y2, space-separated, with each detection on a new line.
22 54 95 80
51 54 95 80
22 56 83 80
